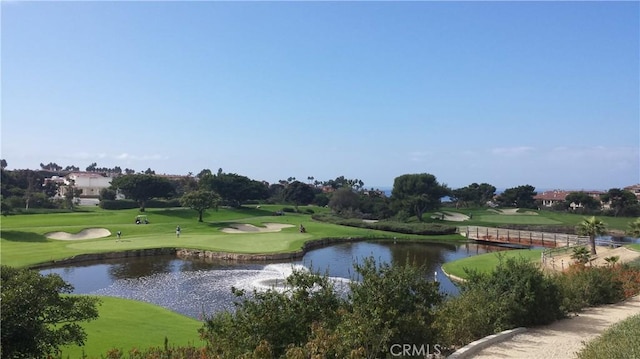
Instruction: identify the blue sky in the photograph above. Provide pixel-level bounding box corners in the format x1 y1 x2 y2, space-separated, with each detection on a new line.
2 1 638 190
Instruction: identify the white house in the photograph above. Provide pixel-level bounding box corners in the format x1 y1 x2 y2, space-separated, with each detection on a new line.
65 172 114 198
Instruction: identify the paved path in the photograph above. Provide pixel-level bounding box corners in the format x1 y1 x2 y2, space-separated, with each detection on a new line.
472 295 640 358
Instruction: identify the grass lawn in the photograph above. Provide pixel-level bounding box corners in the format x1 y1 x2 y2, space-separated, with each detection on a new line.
441 248 544 280
58 296 204 359
576 313 640 359
0 205 449 268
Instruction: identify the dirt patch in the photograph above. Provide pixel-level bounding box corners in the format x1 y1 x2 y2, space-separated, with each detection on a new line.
432 211 470 222
221 223 295 234
544 246 640 272
46 228 111 240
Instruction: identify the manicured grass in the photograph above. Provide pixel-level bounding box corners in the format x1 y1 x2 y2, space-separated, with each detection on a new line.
0 205 449 268
442 248 544 280
629 244 640 251
58 296 204 359
435 207 636 231
576 313 640 359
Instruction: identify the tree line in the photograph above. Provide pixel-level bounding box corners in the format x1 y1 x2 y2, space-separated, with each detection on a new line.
2 159 639 218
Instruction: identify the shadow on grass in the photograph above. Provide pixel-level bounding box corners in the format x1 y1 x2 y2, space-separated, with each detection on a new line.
151 208 199 219
1 230 48 242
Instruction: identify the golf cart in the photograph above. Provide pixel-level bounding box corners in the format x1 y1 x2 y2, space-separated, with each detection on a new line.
135 215 149 224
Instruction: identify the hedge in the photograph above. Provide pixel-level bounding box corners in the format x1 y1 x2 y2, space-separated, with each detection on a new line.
312 213 456 235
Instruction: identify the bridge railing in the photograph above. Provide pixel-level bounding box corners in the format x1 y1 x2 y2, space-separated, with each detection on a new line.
459 226 587 248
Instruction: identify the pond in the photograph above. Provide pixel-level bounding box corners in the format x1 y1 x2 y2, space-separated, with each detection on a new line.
40 240 513 319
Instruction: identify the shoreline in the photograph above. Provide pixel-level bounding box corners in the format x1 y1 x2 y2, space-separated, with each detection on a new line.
29 236 464 269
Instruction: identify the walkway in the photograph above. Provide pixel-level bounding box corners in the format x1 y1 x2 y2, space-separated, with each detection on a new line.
471 295 640 358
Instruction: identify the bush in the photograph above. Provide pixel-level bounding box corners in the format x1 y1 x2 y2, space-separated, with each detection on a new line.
303 208 314 214
99 199 138 210
554 265 625 313
146 199 181 208
436 256 564 347
311 213 457 235
281 207 295 213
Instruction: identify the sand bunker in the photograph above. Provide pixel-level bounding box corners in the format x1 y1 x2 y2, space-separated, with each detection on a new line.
46 228 111 240
221 223 295 234
495 208 539 215
432 211 470 222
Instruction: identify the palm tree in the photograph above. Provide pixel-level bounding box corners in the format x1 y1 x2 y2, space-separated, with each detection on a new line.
626 218 640 238
575 216 607 255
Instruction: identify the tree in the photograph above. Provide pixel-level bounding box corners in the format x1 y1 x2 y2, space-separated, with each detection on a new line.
0 159 7 169
328 187 360 215
626 218 640 238
565 192 601 213
576 216 607 255
496 185 537 208
282 181 315 210
601 188 640 217
391 173 449 222
63 181 83 210
85 162 97 172
1 265 101 359
200 172 268 207
180 190 221 222
110 174 175 211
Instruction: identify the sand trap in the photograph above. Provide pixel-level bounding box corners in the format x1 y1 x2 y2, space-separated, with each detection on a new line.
431 211 470 222
497 208 539 215
221 223 295 234
46 228 111 240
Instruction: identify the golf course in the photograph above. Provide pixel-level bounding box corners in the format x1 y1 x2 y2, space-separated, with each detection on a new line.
2 204 638 357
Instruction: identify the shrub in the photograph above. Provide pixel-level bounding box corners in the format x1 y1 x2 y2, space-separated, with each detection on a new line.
303 208 314 214
281 207 295 213
146 199 181 208
99 199 138 210
554 265 625 313
312 213 456 235
436 256 564 347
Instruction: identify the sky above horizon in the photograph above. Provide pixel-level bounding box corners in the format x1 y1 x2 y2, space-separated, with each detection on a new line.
2 1 638 191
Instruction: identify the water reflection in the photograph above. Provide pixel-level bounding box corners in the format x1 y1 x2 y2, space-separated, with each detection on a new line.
40 241 513 319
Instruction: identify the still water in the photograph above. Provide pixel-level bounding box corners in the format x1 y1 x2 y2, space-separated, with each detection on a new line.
40 241 511 319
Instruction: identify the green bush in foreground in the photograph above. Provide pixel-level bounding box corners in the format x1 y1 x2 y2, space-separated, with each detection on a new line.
435 256 564 347
576 314 640 359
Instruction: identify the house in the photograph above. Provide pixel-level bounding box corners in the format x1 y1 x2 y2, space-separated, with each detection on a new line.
64 172 115 198
624 184 640 200
534 190 604 209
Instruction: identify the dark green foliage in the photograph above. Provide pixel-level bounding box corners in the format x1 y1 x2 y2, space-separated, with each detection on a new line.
601 188 640 217
1 265 101 359
180 190 221 222
199 171 269 208
553 266 625 313
312 213 457 235
110 174 175 212
99 199 139 210
496 185 537 208
565 192 602 213
282 181 315 210
391 173 449 222
281 207 295 213
436 256 564 347
145 199 182 208
451 183 496 208
200 269 342 358
335 258 443 358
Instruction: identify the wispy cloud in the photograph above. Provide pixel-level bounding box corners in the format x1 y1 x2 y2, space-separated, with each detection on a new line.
408 151 433 162
115 153 167 161
490 146 535 157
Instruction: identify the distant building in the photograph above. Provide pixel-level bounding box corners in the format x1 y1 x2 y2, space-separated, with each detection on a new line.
534 190 604 209
624 184 640 200
65 172 114 198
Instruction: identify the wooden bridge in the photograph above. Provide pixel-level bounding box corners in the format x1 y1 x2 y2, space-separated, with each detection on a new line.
459 226 589 248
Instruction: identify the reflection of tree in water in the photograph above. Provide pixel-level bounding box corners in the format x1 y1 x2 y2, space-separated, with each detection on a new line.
388 242 455 274
107 255 175 280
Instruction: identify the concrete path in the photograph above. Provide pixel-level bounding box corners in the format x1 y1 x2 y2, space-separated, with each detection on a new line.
471 295 640 358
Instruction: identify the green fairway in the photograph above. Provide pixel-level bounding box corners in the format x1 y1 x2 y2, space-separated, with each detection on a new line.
58 296 204 359
0 205 443 267
442 249 544 280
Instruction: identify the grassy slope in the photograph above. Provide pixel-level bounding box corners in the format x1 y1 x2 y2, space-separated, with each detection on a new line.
576 313 640 359
58 296 204 359
441 248 544 279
